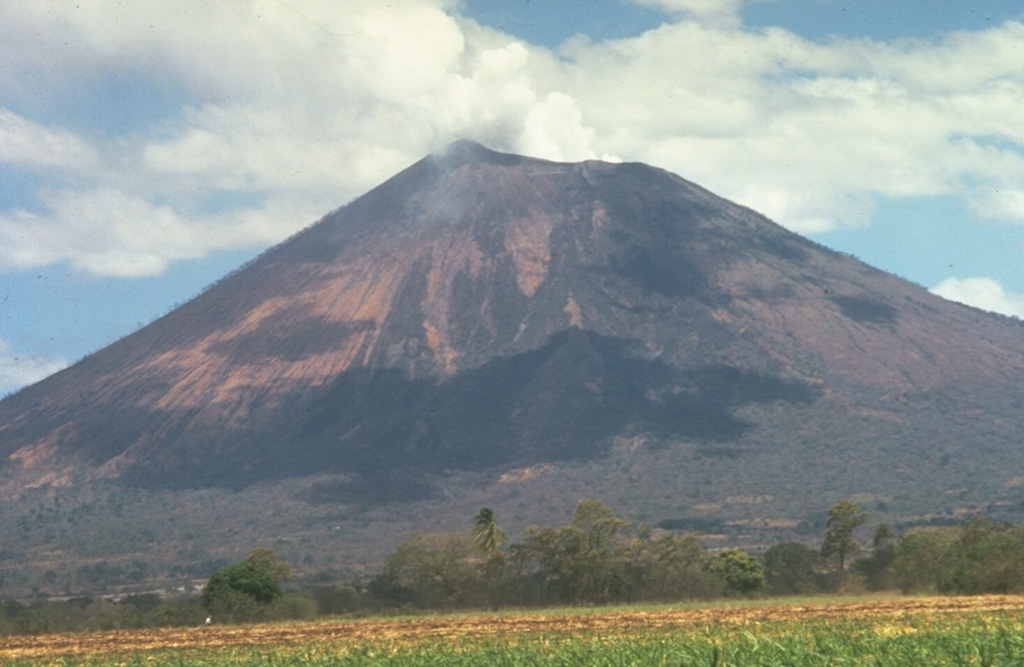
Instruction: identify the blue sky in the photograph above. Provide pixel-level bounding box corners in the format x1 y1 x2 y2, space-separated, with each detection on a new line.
2 0 1024 395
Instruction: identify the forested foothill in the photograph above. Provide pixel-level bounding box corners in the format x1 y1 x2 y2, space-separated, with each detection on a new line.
3 499 1024 633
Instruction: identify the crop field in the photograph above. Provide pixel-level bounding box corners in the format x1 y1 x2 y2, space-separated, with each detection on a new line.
3 596 1024 666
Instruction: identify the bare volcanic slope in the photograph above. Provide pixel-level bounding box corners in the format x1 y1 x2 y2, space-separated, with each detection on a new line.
2 141 1024 506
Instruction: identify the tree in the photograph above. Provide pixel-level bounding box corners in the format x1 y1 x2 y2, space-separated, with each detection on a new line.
891 518 1024 595
706 549 763 596
479 550 514 610
245 547 291 581
383 532 480 608
202 560 283 620
472 508 506 553
653 534 716 600
517 499 632 605
855 523 896 591
621 533 714 602
951 517 1024 594
821 500 867 589
892 527 960 593
566 499 631 603
763 542 821 595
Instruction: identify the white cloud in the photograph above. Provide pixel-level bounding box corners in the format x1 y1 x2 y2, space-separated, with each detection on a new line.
0 337 67 397
0 188 324 277
626 0 757 26
967 187 1024 223
521 92 597 162
931 276 1024 318
560 19 1024 232
0 108 98 169
0 1 1023 277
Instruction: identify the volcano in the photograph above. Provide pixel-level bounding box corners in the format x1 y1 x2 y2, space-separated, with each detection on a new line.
2 141 1024 527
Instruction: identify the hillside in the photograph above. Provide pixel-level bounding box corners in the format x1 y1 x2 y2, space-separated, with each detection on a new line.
1 141 1023 595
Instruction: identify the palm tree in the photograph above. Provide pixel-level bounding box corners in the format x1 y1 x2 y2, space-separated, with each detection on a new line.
472 507 506 553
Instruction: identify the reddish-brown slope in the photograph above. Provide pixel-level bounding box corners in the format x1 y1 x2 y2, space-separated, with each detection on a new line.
1 141 1023 496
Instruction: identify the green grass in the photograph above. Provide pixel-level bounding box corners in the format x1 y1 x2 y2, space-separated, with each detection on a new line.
9 608 1024 666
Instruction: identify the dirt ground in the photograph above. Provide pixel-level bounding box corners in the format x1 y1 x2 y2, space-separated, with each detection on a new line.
2 595 1023 660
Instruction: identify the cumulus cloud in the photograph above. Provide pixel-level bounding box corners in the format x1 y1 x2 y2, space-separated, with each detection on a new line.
0 0 1023 278
0 108 98 169
931 276 1024 318
0 188 325 277
0 337 67 397
561 19 1024 232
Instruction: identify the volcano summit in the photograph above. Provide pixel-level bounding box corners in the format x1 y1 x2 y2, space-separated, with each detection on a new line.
2 141 1024 535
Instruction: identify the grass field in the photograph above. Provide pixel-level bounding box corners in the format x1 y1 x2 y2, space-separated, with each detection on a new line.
3 595 1024 665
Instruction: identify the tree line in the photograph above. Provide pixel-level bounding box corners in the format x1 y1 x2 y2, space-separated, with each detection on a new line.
202 499 1024 616
366 499 1024 609
5 499 1024 632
